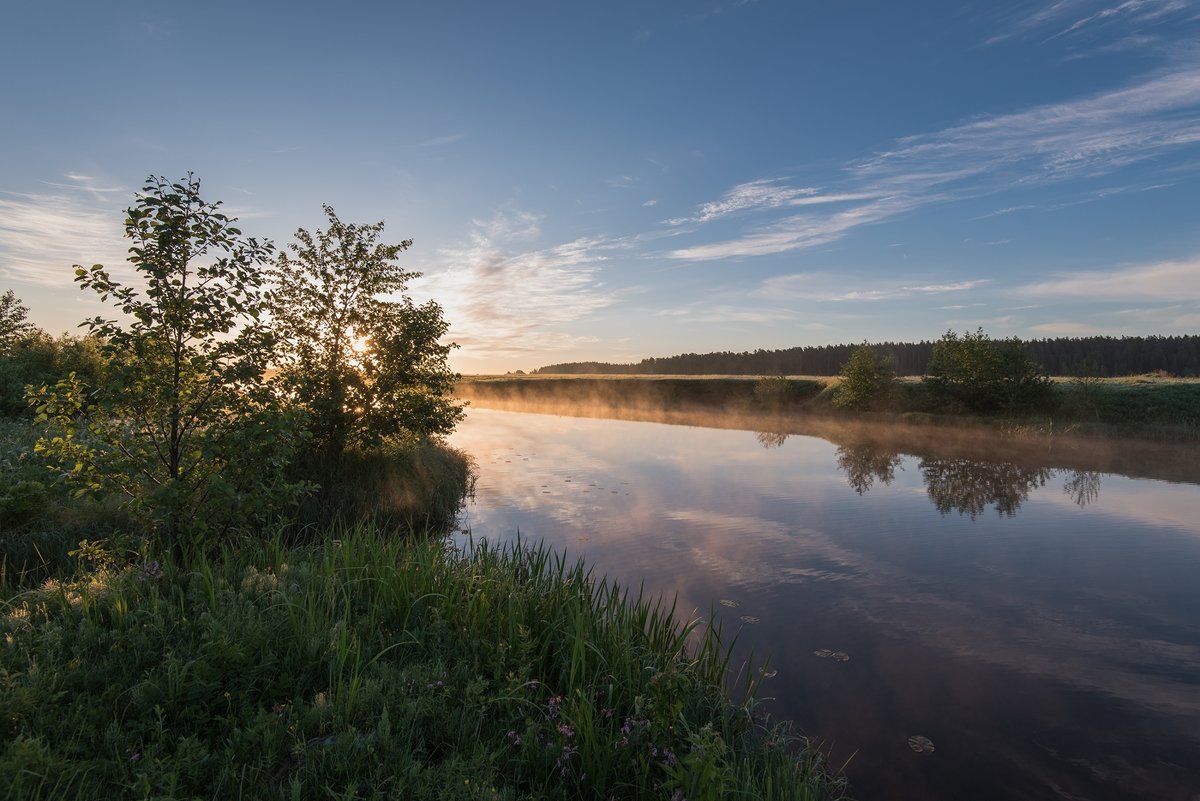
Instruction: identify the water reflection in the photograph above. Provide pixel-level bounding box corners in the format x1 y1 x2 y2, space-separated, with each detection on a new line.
834 442 905 495
755 429 790 449
451 408 1200 801
1064 469 1102 507
921 458 1052 517
832 440 1106 515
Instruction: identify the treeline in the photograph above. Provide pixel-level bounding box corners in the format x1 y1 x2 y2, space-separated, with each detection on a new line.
535 335 1200 377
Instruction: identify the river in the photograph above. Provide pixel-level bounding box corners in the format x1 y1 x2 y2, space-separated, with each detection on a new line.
447 406 1200 801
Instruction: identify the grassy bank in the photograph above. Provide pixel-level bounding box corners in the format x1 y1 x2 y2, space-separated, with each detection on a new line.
457 374 1200 440
2 528 845 800
0 417 474 593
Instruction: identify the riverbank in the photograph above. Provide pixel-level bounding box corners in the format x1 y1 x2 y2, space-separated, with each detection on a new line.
457 374 1200 443
1 527 847 801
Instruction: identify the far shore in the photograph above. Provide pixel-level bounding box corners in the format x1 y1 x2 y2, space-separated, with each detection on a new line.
454 374 1200 485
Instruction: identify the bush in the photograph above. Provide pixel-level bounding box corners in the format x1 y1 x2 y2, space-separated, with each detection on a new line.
924 329 1052 414
833 345 897 411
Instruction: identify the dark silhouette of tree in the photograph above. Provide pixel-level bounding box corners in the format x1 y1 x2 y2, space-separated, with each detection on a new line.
534 335 1198 378
270 205 463 463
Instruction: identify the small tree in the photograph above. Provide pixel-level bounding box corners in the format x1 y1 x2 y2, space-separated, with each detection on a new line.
833 344 897 411
924 328 1051 413
29 175 299 558
271 205 463 463
0 289 36 352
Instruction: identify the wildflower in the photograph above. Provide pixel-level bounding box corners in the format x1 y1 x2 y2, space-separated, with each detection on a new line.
547 695 563 720
661 747 677 767
138 560 162 582
671 790 687 801
557 723 575 738
505 730 522 746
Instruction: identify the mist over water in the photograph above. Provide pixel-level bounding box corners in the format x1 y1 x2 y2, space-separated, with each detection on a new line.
449 406 1200 801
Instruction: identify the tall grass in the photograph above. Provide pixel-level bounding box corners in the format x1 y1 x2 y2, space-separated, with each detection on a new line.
1 527 846 800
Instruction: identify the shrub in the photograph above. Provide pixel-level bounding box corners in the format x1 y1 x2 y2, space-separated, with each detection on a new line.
924 329 1052 414
833 344 897 411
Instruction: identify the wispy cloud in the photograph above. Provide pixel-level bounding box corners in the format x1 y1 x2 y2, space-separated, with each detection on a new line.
0 177 130 287
676 304 802 324
419 132 467 147
749 273 990 303
666 178 877 227
667 59 1200 261
606 175 639 189
1028 321 1102 335
669 195 921 261
1016 256 1200 301
987 0 1198 47
416 213 624 360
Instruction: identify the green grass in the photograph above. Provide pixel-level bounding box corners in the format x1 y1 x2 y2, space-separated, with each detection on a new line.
1 528 846 800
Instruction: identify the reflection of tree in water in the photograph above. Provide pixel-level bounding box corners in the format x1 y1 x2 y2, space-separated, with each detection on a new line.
1063 469 1101 507
920 458 1053 518
755 430 789 449
836 443 905 495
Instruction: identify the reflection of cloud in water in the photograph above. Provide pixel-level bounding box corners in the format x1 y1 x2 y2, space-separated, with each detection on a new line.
451 408 1200 736
662 508 862 588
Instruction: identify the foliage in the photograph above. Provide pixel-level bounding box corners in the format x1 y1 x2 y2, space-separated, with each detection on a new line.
0 528 845 801
0 330 106 418
753 375 795 410
833 344 897 411
924 329 1052 413
27 175 303 557
271 206 463 462
535 334 1200 378
0 290 36 351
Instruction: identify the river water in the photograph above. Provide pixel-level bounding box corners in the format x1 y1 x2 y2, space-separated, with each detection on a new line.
447 406 1200 801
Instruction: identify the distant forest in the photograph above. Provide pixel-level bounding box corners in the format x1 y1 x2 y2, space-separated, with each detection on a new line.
534 335 1200 377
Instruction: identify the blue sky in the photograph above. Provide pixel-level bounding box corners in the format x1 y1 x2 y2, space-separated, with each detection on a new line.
2 1 1199 372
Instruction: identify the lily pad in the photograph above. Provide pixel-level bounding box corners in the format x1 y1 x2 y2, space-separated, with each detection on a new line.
760 668 778 678
740 615 760 624
813 649 834 658
719 599 739 608
907 735 935 754
831 651 850 662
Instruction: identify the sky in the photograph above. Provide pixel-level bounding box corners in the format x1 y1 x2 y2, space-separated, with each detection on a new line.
2 0 1199 373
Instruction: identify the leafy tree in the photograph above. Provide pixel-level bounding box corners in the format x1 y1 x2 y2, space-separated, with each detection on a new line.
924 328 1051 413
0 289 36 351
271 205 463 463
833 344 897 411
29 175 301 558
